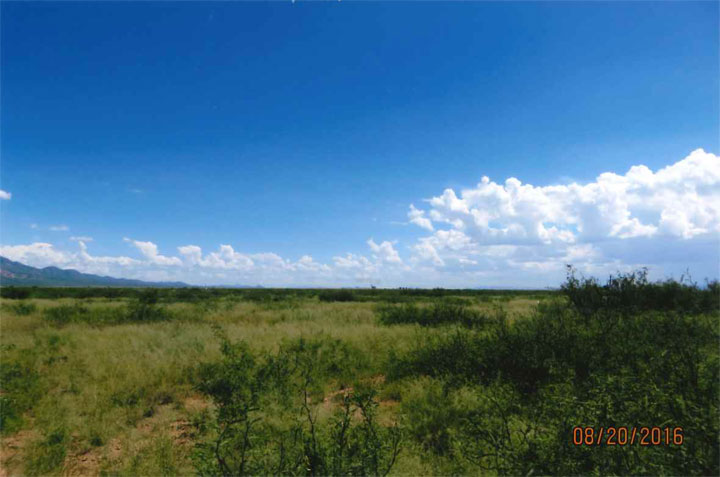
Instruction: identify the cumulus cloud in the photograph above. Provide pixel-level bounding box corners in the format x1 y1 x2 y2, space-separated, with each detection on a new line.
0 243 73 268
124 238 182 266
0 150 717 287
179 244 254 270
333 253 374 270
295 255 331 273
176 245 332 276
406 149 720 284
49 225 70 232
0 189 11 200
0 241 140 276
70 236 93 242
177 245 203 265
77 241 141 269
413 149 719 244
367 239 403 264
172 244 384 285
407 204 434 231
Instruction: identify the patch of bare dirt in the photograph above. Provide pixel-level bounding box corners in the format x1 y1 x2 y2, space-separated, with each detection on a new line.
368 375 386 386
64 446 102 477
183 395 209 414
134 404 175 437
106 438 123 461
0 429 36 477
62 397 207 475
319 375 396 422
322 386 353 411
168 420 194 447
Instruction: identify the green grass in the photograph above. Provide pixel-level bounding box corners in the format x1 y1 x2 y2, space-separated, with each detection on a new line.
0 276 717 476
0 295 438 475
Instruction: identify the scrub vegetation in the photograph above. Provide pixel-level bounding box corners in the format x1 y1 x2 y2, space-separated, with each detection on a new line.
0 269 717 476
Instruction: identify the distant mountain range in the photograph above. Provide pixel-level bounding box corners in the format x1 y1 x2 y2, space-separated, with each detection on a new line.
0 256 189 287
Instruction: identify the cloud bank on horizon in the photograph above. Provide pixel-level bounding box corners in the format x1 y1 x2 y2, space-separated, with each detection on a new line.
1 149 718 287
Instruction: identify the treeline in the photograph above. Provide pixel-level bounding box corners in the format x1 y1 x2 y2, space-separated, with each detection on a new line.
0 285 554 302
562 266 719 314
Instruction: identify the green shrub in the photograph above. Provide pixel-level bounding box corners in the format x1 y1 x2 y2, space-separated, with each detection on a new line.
387 329 488 386
398 378 541 473
377 302 488 328
0 348 44 434
25 427 68 476
453 381 547 475
400 378 459 456
387 270 720 475
562 266 719 315
193 335 401 476
318 289 356 302
42 294 171 326
9 301 37 316
0 287 31 299
125 297 169 323
272 335 370 389
43 303 90 325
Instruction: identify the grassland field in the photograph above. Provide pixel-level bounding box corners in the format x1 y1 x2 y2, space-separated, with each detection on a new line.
0 273 718 476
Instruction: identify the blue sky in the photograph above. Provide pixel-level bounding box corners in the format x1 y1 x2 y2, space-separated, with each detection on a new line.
1 1 718 287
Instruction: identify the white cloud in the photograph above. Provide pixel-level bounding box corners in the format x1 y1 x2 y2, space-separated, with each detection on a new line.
178 244 254 270
413 149 720 245
70 236 93 242
367 239 403 264
0 241 141 276
405 149 720 285
1 150 717 287
295 255 331 273
251 252 289 269
331 253 382 284
408 204 434 231
332 253 374 270
0 243 73 268
77 241 141 269
0 190 11 200
177 245 203 265
49 225 70 232
124 238 182 266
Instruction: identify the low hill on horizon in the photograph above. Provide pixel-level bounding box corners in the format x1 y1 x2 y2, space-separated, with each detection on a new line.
0 256 189 287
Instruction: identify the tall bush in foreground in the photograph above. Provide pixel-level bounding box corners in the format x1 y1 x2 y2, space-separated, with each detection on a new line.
193 334 402 476
387 268 719 475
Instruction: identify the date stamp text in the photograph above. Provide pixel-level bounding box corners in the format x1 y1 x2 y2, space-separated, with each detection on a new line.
571 427 684 446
